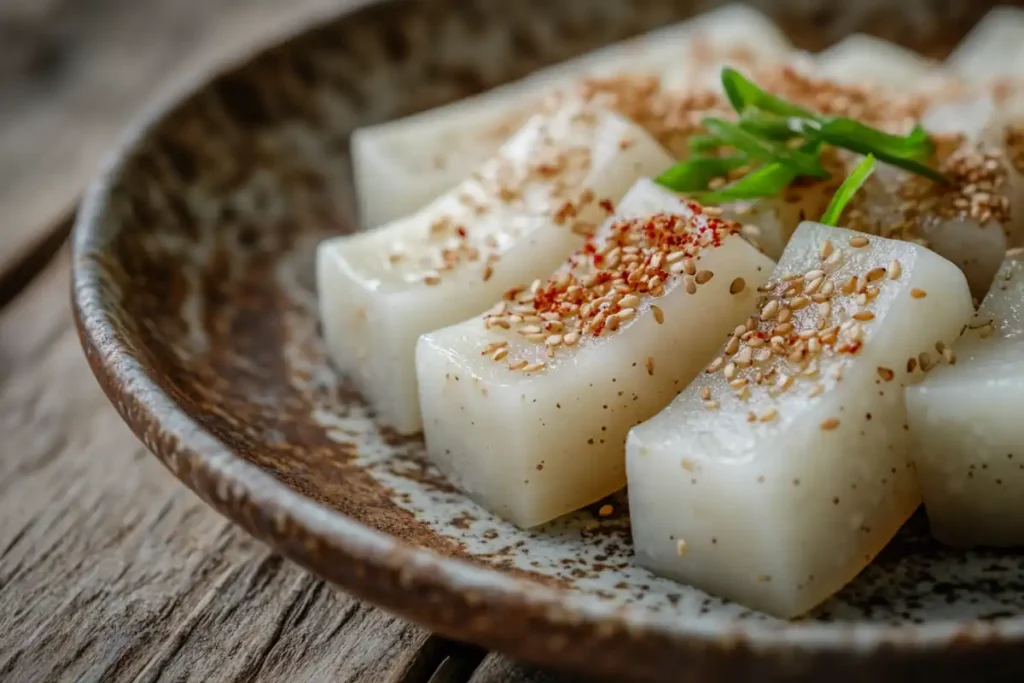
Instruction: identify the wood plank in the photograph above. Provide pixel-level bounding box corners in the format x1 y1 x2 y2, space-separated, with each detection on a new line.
469 653 581 683
0 251 446 683
0 0 338 292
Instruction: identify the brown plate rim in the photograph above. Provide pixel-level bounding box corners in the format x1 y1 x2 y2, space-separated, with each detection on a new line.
68 0 1024 675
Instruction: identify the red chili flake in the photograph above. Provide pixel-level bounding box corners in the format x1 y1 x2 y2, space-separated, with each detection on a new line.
456 226 467 238
599 199 616 214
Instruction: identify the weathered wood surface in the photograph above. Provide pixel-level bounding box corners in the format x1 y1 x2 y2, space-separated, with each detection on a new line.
0 0 570 680
0 0 337 301
0 253 434 682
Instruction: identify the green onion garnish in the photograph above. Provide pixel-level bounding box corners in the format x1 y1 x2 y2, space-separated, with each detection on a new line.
720 67 818 120
654 154 749 193
806 118 946 183
820 154 876 226
698 162 799 204
652 68 948 199
702 117 828 178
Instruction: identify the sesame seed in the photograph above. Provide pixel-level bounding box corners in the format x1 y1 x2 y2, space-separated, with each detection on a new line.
563 332 579 346
700 386 712 401
676 539 687 556
509 359 528 371
724 363 737 379
522 362 546 374
706 357 724 373
888 260 902 280
849 236 869 248
761 300 780 321
646 356 655 376
789 296 810 311
866 267 886 282
877 366 894 382
684 276 697 295
852 311 875 321
423 272 442 286
979 323 995 339
906 357 917 373
911 288 927 299
695 270 714 285
545 334 563 347
943 348 956 364
684 259 697 276
760 408 778 422
652 305 664 324
729 277 746 294
703 400 720 410
808 384 825 397
804 269 826 282
820 240 834 262
491 348 508 362
747 411 757 423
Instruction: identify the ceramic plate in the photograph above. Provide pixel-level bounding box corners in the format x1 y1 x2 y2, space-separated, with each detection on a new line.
71 0 1024 680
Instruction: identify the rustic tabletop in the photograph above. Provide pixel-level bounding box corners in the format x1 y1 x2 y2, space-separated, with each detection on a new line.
0 1 576 680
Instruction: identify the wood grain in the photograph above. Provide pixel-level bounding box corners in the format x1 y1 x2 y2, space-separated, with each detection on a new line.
0 0 338 289
0 251 453 682
0 1 576 679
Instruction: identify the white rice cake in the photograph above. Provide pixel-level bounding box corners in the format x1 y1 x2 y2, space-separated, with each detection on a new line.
946 7 1024 84
627 222 973 617
815 34 941 88
352 4 792 227
907 254 1024 547
415 179 775 527
318 103 673 434
841 116 1020 298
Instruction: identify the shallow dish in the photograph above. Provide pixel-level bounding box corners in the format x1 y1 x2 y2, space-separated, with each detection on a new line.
71 0 1024 680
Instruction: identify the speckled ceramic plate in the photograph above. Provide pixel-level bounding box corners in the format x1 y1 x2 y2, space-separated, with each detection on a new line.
71 1 1024 680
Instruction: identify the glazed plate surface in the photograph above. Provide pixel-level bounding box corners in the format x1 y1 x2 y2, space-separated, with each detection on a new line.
71 1 1024 680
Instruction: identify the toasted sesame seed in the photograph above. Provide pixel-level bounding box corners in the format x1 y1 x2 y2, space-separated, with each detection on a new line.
866 267 887 282
877 366 894 382
509 359 528 371
706 357 724 373
700 386 712 401
911 288 927 299
652 305 664 324
423 272 442 285
906 357 917 373
684 258 697 276
820 417 840 431
943 348 956 364
820 240 834 262
747 411 757 423
790 296 810 311
729 277 746 294
808 384 825 398
824 249 844 270
522 362 546 374
703 399 720 410
646 356 655 375
684 276 697 295
849 236 869 248
760 408 778 422
853 311 875 321
695 270 714 285
676 539 688 556
491 348 508 362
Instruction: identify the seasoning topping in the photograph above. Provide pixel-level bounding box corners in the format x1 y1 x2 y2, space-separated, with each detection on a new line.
484 206 742 372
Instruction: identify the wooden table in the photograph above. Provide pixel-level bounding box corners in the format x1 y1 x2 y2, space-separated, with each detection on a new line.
0 1 570 680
